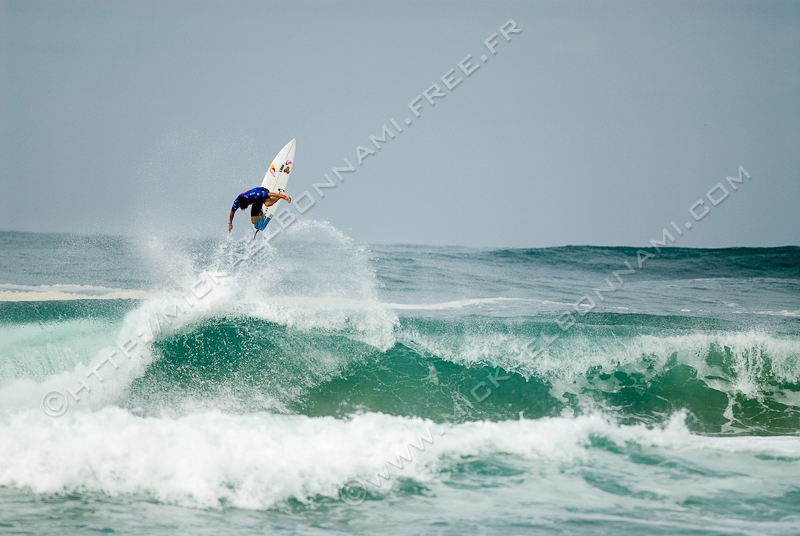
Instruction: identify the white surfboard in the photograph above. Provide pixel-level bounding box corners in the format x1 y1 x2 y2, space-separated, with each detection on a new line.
259 138 296 226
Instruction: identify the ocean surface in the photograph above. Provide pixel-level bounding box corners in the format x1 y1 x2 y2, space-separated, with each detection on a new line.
0 224 798 535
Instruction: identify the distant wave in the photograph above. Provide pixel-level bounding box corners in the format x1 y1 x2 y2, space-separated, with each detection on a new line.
268 296 567 311
0 284 147 302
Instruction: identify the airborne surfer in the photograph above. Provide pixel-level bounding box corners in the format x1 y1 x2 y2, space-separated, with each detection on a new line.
228 186 291 232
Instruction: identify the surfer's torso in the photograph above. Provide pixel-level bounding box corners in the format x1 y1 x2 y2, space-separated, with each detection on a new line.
231 187 270 212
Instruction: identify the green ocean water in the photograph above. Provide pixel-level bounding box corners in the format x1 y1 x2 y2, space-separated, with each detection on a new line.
0 227 799 534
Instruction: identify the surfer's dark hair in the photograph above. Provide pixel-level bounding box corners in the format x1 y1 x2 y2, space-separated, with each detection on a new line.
236 197 249 209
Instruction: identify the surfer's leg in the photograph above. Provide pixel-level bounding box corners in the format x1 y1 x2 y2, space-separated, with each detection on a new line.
250 200 265 224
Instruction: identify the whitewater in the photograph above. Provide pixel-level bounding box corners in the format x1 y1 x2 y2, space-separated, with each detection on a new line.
0 223 799 535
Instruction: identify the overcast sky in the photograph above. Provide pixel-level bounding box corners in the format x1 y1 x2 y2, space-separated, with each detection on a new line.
1 0 798 248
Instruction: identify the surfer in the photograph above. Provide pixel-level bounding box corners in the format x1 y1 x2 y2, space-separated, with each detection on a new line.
228 187 291 232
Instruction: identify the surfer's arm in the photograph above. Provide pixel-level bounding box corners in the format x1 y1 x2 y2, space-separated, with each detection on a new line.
228 210 235 232
263 193 290 208
267 191 291 203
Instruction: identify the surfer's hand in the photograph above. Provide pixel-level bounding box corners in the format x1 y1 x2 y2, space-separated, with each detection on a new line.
228 223 233 232
284 194 291 203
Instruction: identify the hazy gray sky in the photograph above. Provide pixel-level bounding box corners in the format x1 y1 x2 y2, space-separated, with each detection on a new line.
1 0 798 248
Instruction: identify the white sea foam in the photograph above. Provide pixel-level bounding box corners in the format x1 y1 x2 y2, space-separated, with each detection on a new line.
0 408 797 510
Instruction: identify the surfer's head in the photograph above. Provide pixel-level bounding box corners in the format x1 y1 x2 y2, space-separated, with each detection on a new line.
236 197 249 210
